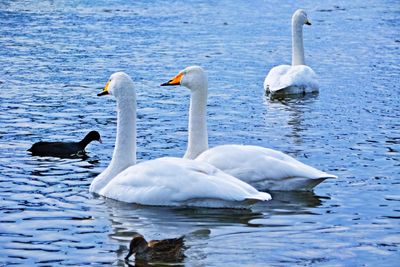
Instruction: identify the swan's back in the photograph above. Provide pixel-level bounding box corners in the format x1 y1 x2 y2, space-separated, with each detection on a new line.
99 157 271 207
196 144 336 191
264 65 318 95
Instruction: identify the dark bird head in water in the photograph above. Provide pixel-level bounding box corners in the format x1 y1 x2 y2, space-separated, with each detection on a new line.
85 130 102 144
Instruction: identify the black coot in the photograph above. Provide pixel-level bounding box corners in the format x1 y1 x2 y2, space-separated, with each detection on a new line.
28 131 102 157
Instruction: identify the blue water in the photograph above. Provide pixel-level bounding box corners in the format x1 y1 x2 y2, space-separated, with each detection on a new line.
0 0 399 266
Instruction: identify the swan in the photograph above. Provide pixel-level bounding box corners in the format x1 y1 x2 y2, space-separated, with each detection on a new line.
264 9 319 96
161 66 336 191
90 72 271 208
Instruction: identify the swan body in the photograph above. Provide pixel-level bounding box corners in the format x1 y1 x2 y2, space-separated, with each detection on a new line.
264 9 319 96
90 72 271 208
264 64 318 96
162 66 336 191
196 144 336 191
99 156 270 207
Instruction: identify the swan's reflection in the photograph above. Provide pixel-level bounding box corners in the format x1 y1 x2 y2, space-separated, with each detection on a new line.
267 190 326 210
104 199 264 235
265 93 319 147
102 199 262 266
100 190 326 266
267 91 319 102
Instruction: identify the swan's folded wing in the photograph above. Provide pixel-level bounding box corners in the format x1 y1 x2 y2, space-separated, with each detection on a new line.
196 145 336 191
264 64 291 92
284 65 319 90
264 65 319 94
100 157 271 205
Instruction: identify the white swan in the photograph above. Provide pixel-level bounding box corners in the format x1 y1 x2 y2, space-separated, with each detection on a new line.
162 66 336 191
90 72 271 208
264 9 319 96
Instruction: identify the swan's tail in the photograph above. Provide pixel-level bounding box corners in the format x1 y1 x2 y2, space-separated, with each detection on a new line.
305 177 332 190
263 174 337 192
301 173 337 191
245 191 272 204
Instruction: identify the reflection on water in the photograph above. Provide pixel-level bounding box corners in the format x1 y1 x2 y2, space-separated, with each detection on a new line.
29 152 91 160
0 0 399 266
268 191 325 211
102 191 327 266
266 93 319 146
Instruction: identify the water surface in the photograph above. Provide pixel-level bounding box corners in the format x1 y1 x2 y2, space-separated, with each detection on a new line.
0 0 399 266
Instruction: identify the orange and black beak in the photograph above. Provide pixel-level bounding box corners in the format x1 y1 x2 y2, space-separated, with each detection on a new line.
98 80 110 96
305 19 312 25
161 72 184 86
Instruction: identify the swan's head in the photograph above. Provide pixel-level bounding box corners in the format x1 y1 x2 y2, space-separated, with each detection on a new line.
98 72 135 99
161 65 208 92
293 9 311 26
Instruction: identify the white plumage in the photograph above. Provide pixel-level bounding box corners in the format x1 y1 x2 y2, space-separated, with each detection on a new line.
163 66 336 191
264 9 319 96
196 145 336 191
90 72 271 208
264 64 318 96
99 157 270 207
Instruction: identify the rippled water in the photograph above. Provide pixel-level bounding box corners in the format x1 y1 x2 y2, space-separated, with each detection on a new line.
1 0 399 266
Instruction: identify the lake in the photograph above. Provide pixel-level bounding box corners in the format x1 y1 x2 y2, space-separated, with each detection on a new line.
0 0 399 266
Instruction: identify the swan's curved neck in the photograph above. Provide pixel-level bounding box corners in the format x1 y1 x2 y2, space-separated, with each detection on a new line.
112 97 137 166
184 86 208 159
90 95 136 193
292 20 305 66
